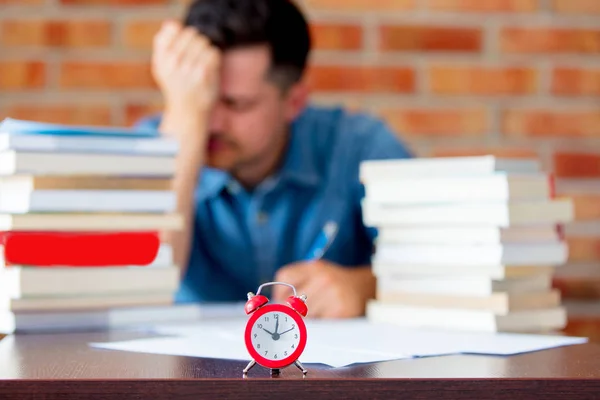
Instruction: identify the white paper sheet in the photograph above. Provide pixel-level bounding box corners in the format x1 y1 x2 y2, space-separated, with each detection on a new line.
89 318 587 368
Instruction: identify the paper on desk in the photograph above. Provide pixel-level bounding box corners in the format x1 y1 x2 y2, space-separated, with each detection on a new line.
89 318 587 368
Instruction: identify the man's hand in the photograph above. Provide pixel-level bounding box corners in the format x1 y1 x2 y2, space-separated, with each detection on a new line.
152 20 221 119
151 20 220 273
273 261 376 319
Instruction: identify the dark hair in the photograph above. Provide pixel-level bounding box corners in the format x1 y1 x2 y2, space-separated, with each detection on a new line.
184 0 312 91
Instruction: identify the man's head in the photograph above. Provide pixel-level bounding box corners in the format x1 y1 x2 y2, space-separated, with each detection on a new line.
184 0 312 180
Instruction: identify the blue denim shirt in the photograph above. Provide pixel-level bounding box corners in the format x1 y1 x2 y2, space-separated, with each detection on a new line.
137 104 412 303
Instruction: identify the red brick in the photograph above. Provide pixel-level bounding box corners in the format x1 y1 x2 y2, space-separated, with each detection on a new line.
431 147 538 159
59 62 155 89
428 0 537 12
307 66 415 93
501 27 600 54
125 103 163 126
553 275 600 297
1 20 111 48
568 195 600 220
429 65 537 95
377 108 487 137
552 0 600 14
0 0 42 3
311 23 363 51
552 68 600 96
304 0 414 11
122 20 161 50
379 25 482 52
554 152 600 178
503 109 600 138
1 105 112 125
60 0 166 4
0 61 45 90
565 238 600 262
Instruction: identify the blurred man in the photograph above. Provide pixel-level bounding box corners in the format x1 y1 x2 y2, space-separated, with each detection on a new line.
139 0 412 318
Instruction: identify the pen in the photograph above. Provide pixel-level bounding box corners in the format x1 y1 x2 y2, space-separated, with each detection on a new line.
304 220 338 261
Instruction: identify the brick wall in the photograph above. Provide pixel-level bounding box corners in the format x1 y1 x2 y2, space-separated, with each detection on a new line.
2 0 600 335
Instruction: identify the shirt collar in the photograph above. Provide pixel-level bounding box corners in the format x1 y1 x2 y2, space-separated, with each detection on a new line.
197 105 322 202
276 107 321 188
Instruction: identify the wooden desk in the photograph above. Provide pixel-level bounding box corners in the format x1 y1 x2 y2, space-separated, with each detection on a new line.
0 331 599 399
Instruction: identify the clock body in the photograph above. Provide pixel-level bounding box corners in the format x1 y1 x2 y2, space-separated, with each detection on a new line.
244 303 307 369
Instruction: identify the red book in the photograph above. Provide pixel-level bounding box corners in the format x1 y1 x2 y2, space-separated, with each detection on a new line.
0 231 161 267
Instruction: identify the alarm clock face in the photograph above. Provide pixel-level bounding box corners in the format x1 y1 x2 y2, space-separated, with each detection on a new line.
244 303 307 369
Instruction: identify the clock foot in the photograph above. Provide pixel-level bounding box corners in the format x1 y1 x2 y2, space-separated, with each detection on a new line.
270 368 280 377
242 359 256 377
294 360 307 376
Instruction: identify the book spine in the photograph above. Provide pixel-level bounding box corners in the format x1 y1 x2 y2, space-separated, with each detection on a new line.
1 231 160 266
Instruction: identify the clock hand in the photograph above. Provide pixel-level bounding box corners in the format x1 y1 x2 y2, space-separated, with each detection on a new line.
279 327 294 335
275 318 279 334
263 328 274 335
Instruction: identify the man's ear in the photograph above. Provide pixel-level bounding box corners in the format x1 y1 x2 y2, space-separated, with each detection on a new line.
283 81 309 122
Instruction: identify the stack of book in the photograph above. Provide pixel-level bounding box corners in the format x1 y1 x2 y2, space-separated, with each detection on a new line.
361 155 574 333
0 118 184 333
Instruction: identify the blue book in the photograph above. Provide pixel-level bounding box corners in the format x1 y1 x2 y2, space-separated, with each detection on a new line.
0 118 159 138
0 118 177 156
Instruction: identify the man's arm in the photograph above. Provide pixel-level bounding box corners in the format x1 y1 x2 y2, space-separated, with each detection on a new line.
151 20 220 273
159 110 208 273
273 114 412 318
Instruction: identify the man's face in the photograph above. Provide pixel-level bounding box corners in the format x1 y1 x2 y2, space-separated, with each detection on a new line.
205 45 302 174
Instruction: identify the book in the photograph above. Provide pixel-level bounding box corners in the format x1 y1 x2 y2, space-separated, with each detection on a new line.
0 131 177 156
366 302 567 333
376 273 553 296
0 118 159 138
363 173 552 205
0 213 183 231
0 151 174 177
0 302 246 334
373 242 568 266
0 175 172 191
1 263 178 298
375 224 561 245
0 231 162 266
2 292 175 312
372 263 555 279
0 189 175 214
363 199 574 227
376 290 561 315
360 155 541 182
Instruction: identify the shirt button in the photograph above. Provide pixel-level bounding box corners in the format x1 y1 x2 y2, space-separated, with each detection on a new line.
257 211 268 224
226 181 241 195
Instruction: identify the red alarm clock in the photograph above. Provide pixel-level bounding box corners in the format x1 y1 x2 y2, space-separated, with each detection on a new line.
242 281 308 377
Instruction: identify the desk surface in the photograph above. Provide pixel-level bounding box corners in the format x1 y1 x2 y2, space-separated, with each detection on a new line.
1 330 599 399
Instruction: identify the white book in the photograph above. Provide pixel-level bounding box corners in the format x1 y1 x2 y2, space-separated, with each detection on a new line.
0 189 176 213
0 302 247 334
363 199 574 227
364 174 551 205
360 156 540 182
2 292 175 312
0 151 174 177
372 263 555 279
375 225 560 245
374 242 568 266
376 274 553 296
366 301 567 333
1 267 178 300
376 290 562 315
0 132 178 156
